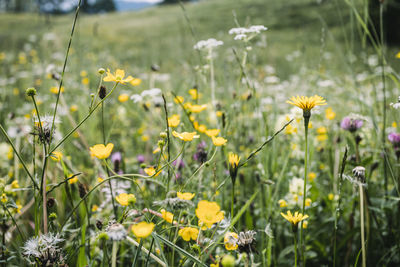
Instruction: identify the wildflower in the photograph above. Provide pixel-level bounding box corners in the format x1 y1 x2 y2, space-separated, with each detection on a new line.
103 69 134 84
340 116 363 132
1 194 7 203
92 205 99 212
352 166 366 183
302 220 308 229
305 198 312 207
130 78 142 86
193 38 223 50
390 96 400 109
325 107 336 120
172 131 199 141
308 172 316 182
187 103 208 113
161 209 174 224
11 180 19 189
68 176 78 184
89 143 114 159
168 114 180 128
111 152 122 173
396 52 400 59
193 141 208 163
144 166 161 177
237 230 257 253
287 95 326 112
224 232 238 250
115 193 136 206
228 152 240 183
70 105 78 112
177 192 195 200
106 222 127 241
82 77 89 85
195 200 224 228
49 86 64 94
174 96 184 104
189 89 201 100
278 199 287 207
131 222 155 239
212 136 228 146
118 93 129 103
205 129 220 137
388 132 400 145
22 233 65 265
328 193 334 201
50 151 63 162
178 227 199 241
281 210 309 228
33 115 59 145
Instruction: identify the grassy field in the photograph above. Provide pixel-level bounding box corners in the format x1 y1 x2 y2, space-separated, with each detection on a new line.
1 0 400 266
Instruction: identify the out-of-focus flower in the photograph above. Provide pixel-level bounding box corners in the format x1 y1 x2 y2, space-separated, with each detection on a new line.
144 166 161 177
161 209 174 224
194 38 223 50
49 86 64 94
168 114 180 128
106 222 127 241
131 221 155 239
118 93 129 103
205 129 220 137
90 143 114 159
224 232 238 250
212 136 227 146
325 107 336 120
50 151 63 162
115 193 136 206
177 192 195 200
178 227 199 241
340 116 363 132
22 233 64 265
172 131 199 141
278 199 287 207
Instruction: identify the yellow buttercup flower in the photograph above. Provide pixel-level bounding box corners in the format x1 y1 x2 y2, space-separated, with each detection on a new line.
325 107 336 120
92 205 99 212
177 192 195 200
130 78 142 86
116 193 136 206
205 129 220 137
1 194 7 203
396 52 400 59
195 200 224 229
287 95 327 111
224 232 238 250
178 227 199 241
168 114 180 128
195 123 207 133
118 93 129 103
174 96 184 104
161 209 174 224
305 198 312 207
69 176 78 184
97 177 104 183
144 166 161 177
11 180 19 189
308 172 316 182
131 222 155 239
82 77 89 85
189 88 201 100
50 86 64 94
172 131 199 141
278 199 287 208
50 151 63 162
212 136 228 146
89 143 114 159
281 210 309 226
187 103 207 113
70 105 78 112
103 68 134 84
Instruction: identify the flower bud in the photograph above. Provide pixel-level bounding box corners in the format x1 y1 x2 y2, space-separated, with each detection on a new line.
26 87 37 97
98 68 105 75
221 254 235 267
99 86 107 99
160 132 167 139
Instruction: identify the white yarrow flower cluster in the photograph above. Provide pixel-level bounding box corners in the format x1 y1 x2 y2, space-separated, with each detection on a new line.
130 88 163 104
390 96 400 109
193 38 223 50
229 25 267 41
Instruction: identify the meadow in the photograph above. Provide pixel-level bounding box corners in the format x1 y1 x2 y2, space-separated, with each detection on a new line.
0 0 400 266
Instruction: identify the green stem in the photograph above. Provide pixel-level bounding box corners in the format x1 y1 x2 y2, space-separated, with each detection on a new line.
111 241 118 267
231 182 235 219
300 115 309 266
293 231 298 267
359 184 366 267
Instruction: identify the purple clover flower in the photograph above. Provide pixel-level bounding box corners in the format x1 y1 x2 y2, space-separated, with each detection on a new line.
388 132 400 145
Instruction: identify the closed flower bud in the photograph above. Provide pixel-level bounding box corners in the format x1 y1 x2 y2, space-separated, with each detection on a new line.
99 85 107 99
221 254 235 267
96 220 103 230
49 212 57 221
47 197 55 208
160 132 167 139
78 183 88 199
26 87 37 97
98 68 105 75
158 139 165 147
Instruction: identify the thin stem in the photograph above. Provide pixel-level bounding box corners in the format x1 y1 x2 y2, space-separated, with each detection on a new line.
231 182 235 219
48 0 82 145
359 184 366 267
293 231 298 267
162 94 171 195
111 241 118 267
300 115 309 266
